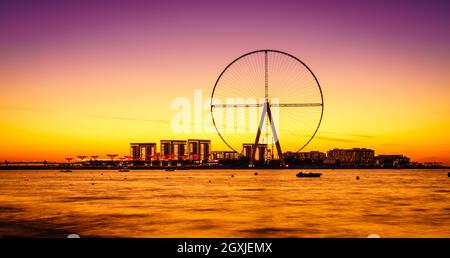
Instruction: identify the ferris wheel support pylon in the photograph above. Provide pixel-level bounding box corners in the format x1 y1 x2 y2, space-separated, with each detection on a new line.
249 101 285 167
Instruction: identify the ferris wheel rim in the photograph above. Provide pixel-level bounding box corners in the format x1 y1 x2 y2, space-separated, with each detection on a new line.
210 49 324 154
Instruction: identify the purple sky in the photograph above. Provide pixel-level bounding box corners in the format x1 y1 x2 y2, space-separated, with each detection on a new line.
1 0 449 54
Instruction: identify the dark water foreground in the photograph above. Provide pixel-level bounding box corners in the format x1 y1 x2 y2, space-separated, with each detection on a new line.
0 169 449 237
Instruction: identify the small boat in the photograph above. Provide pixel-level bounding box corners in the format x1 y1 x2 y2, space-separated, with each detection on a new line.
296 171 321 178
60 169 72 173
118 168 130 172
165 168 175 172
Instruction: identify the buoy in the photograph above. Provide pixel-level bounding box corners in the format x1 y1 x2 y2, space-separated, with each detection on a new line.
67 234 80 238
208 180 211 183
91 183 95 185
254 172 258 175
231 174 234 178
356 176 360 180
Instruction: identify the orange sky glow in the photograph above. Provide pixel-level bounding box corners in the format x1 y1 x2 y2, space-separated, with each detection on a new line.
0 1 449 165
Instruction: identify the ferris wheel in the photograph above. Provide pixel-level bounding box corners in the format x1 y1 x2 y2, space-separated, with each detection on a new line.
210 50 323 166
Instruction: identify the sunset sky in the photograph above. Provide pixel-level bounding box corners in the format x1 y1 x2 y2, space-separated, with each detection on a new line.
1 0 449 164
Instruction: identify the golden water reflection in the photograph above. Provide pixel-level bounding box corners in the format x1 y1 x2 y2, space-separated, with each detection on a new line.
0 169 449 237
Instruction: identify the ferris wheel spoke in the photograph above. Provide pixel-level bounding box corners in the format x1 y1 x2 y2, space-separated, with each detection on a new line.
265 50 268 101
211 103 264 108
211 102 322 108
271 103 323 107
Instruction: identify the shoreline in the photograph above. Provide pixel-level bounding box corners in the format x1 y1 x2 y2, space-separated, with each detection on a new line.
0 165 448 170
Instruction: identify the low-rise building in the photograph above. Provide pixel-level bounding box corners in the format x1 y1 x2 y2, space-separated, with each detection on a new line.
376 155 410 167
297 151 326 162
327 148 375 166
211 151 239 160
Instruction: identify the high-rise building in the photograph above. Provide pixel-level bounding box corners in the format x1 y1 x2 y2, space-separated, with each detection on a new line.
160 140 187 160
187 139 211 162
242 143 268 161
130 143 157 161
